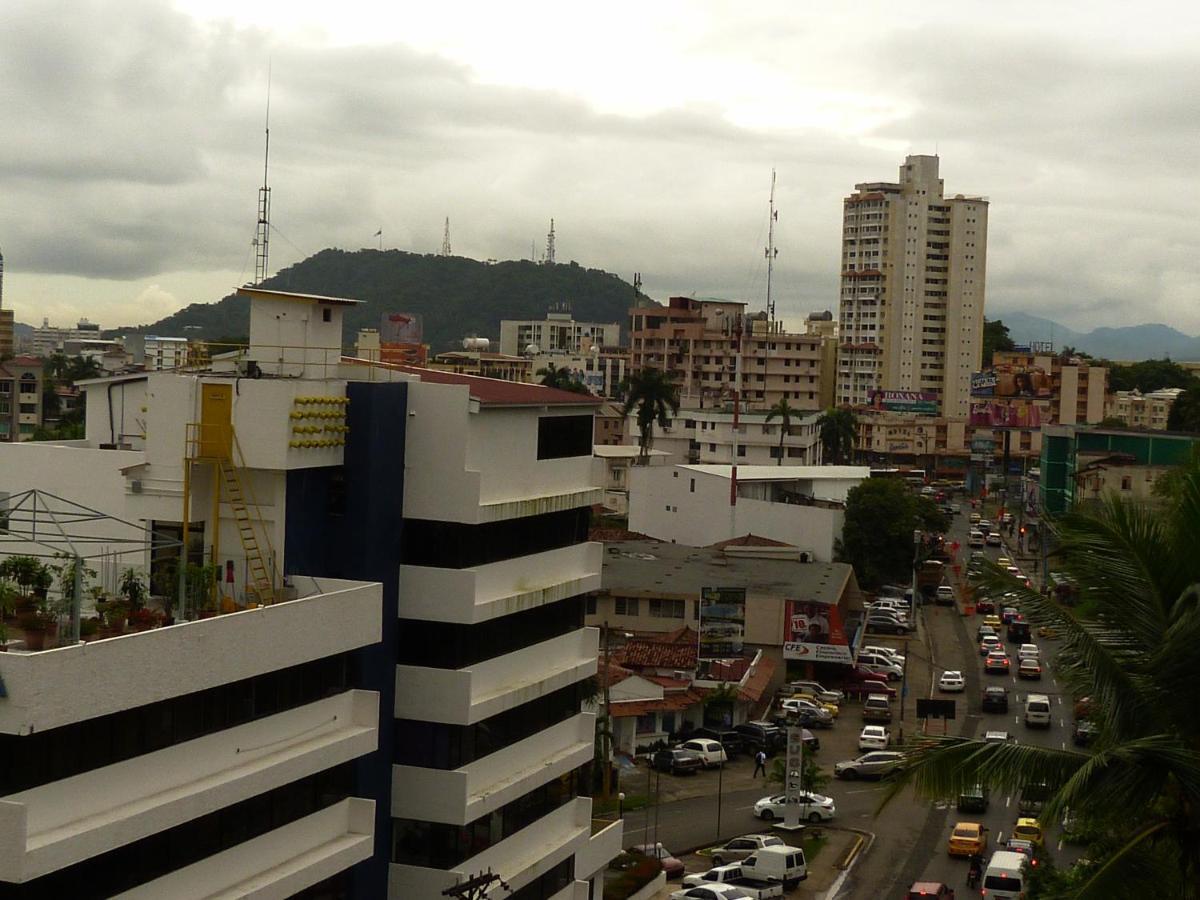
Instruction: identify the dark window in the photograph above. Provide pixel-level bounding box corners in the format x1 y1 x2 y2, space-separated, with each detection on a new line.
508 858 574 900
0 654 351 797
402 508 590 569
0 766 352 899
537 415 592 459
395 682 586 769
585 595 597 615
322 307 332 323
397 596 585 668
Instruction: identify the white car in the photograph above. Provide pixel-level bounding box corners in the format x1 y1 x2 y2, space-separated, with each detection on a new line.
753 792 837 823
670 884 754 900
677 738 728 768
986 533 1003 547
1018 643 1040 661
979 634 1002 655
858 725 891 750
938 670 966 692
856 659 904 681
861 645 906 666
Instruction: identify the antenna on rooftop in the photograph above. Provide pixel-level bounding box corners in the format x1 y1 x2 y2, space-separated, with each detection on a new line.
765 168 779 323
253 63 272 285
441 217 452 256
543 219 556 265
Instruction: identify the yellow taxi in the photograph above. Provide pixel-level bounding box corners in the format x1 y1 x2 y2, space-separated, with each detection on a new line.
983 614 1003 630
792 693 840 717
946 821 989 857
1013 817 1044 847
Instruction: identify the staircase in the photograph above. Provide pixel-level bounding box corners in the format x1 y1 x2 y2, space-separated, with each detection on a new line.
218 459 276 605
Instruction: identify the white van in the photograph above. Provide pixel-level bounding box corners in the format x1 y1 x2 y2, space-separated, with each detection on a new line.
1024 693 1052 729
740 845 807 889
982 849 1026 899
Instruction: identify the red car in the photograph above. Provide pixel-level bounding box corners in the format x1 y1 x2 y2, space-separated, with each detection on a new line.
975 598 995 615
842 669 898 698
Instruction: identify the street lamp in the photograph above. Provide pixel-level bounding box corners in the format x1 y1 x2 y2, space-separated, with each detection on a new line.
912 529 923 608
617 792 625 820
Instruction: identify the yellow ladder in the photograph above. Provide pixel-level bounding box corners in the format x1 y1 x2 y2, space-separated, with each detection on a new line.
218 458 276 605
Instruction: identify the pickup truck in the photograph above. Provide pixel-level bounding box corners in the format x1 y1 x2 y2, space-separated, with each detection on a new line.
681 863 784 898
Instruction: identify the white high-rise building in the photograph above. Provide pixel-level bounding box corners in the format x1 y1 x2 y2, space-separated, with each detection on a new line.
837 155 988 417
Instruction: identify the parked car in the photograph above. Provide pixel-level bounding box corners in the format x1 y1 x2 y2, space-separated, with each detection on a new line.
733 722 784 753
690 728 745 758
855 655 904 681
678 738 729 768
981 686 1009 713
788 692 840 717
669 883 754 900
752 792 836 823
858 725 890 750
862 694 893 723
841 670 897 699
938 670 966 692
652 748 704 775
947 821 989 857
681 863 783 899
786 680 843 703
834 750 905 780
703 834 786 866
632 842 686 879
739 845 808 890
860 645 906 666
865 614 911 635
779 699 834 728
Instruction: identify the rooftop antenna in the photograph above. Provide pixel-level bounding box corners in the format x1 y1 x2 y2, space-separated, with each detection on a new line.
765 169 779 324
441 217 452 256
544 218 556 265
253 63 272 285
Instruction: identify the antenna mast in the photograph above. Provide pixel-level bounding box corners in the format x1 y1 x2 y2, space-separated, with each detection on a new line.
441 217 452 256
254 65 272 285
765 168 779 323
544 219 556 265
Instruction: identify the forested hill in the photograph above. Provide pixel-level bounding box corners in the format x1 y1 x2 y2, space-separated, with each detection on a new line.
116 249 646 351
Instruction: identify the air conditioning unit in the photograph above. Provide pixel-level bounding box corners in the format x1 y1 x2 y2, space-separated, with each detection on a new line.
130 480 143 494
237 359 262 378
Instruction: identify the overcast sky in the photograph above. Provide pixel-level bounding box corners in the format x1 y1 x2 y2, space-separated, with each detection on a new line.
2 0 1197 335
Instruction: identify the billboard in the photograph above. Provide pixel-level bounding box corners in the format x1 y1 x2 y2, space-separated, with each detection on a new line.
698 588 746 659
869 390 939 415
783 600 853 664
969 400 1047 429
380 312 423 343
971 365 1052 399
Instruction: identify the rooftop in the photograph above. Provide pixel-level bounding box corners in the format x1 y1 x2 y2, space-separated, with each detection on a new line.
592 446 669 459
679 465 871 481
600 539 854 605
237 286 363 306
342 358 602 407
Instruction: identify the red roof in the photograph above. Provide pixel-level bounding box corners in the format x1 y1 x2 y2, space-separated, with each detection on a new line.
619 627 698 670
737 657 778 704
709 534 794 549
609 690 703 718
342 357 600 407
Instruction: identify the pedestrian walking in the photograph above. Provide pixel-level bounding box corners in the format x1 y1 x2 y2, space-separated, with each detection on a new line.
753 750 767 778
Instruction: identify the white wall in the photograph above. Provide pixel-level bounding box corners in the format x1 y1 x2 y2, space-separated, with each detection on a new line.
467 407 599 506
82 379 148 449
401 380 480 522
248 297 345 378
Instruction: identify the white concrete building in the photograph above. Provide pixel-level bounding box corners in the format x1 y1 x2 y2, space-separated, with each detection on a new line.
627 465 870 561
629 407 823 466
0 286 622 899
592 445 669 514
123 334 191 371
837 155 988 417
499 309 621 357
30 318 102 358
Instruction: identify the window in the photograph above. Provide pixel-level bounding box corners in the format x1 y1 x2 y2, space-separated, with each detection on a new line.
649 598 685 619
322 308 333 323
615 597 640 617
585 595 597 615
660 711 677 735
536 415 592 459
1121 476 1132 491
689 478 695 493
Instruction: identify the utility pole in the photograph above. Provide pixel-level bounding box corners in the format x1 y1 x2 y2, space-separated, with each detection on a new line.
765 169 779 323
442 870 511 900
253 65 272 285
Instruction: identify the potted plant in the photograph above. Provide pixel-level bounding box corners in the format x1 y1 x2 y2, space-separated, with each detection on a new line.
80 617 101 641
18 608 56 651
128 607 159 631
118 568 147 613
103 601 129 635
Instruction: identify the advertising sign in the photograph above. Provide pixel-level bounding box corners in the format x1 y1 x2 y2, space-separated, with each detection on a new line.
784 725 806 830
379 312 423 343
869 390 939 415
783 600 853 664
698 588 746 659
969 401 1047 429
971 365 1052 399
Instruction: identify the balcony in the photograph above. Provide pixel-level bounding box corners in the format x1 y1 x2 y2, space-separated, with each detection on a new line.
0 691 378 883
114 798 375 899
394 627 599 725
398 543 602 625
577 817 624 881
388 796 592 899
391 713 594 825
0 576 381 736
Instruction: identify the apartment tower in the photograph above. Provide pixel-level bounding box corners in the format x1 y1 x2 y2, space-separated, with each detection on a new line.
836 155 988 417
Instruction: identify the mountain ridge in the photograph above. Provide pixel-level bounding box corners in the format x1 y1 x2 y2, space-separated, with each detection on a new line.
997 311 1200 361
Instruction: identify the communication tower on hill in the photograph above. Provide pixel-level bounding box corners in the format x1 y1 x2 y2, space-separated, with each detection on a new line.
441 218 452 256
543 219 556 265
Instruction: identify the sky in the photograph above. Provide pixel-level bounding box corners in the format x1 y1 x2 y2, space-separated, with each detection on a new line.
1 0 1198 335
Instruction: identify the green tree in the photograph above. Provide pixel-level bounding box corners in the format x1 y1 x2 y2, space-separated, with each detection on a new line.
883 454 1200 898
1166 387 1200 433
837 479 938 587
765 398 800 466
816 407 858 465
621 368 680 465
767 751 829 796
982 318 1016 367
535 362 590 394
1098 416 1129 429
1107 359 1199 394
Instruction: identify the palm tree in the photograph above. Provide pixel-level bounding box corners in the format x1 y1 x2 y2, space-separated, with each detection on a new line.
536 362 589 394
816 407 857 465
883 455 1200 898
621 368 680 465
765 398 799 465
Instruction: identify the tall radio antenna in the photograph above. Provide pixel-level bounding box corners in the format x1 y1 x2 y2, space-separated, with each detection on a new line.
765 168 779 323
544 218 556 265
441 217 452 256
253 63 272 285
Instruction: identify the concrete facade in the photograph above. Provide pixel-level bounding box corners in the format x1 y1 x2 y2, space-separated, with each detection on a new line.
499 310 621 357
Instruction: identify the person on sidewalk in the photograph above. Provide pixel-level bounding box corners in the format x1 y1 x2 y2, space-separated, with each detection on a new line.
753 750 767 778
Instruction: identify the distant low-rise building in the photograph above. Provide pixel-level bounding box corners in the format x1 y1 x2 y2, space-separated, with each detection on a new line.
631 406 823 466
592 444 669 514
0 355 43 441
499 307 621 357
1105 388 1182 431
428 349 533 382
32 317 101 357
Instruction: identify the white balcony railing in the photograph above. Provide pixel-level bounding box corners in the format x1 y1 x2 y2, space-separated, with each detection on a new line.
394 628 599 725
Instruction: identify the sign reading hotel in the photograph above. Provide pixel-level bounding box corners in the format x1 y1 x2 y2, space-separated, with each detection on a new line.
698 588 746 660
783 600 853 664
869 390 939 415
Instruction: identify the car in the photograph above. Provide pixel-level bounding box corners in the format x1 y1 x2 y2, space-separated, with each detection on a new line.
967 530 985 548
975 597 996 615
1000 606 1020 624
870 598 908 613
860 645 907 666
678 738 729 768
703 834 787 866
1018 658 1042 680
1004 837 1040 867
1017 643 1040 660
786 680 843 703
978 520 993 534
632 842 686 879
976 623 998 641
753 792 837 823
957 783 990 813
982 686 1009 712
950 504 962 514
689 728 745 758
833 750 905 780
996 557 1012 568
984 650 1011 673
789 693 840 717
779 699 834 727
1007 619 1032 644
935 585 956 605
906 882 956 900
969 512 982 524
1004 565 1022 577
1073 720 1097 746
862 693 893 723
842 669 898 698
979 634 1002 656
856 656 904 680
1013 817 1045 847
669 882 752 899
1001 512 1014 525
984 730 1014 743
947 821 989 857
983 614 1003 629
985 532 1003 547
858 725 891 750
652 748 705 775
938 670 966 692
1038 624 1061 639
733 722 785 753
866 614 911 635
